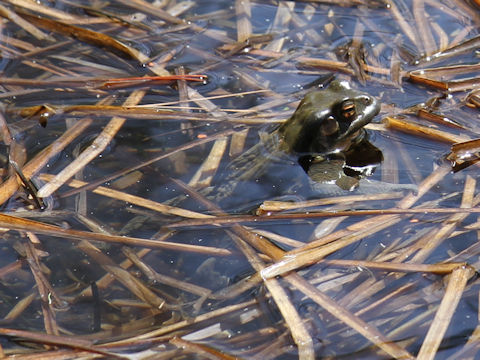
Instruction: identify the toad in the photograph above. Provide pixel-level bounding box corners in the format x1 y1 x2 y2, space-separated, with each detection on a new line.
212 80 383 206
173 80 414 211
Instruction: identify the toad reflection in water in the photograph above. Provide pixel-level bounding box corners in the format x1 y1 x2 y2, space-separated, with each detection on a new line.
194 80 413 211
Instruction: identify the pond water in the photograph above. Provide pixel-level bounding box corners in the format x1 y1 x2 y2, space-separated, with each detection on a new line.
1 1 480 359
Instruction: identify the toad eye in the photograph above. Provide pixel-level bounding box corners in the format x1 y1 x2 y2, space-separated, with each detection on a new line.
340 99 356 120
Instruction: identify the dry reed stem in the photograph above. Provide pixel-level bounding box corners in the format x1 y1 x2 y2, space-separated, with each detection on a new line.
115 0 185 25
3 292 36 323
0 4 51 41
77 241 166 310
446 323 480 359
110 299 257 343
168 207 480 228
37 91 145 198
392 191 478 264
332 204 476 324
259 192 404 211
167 177 287 259
261 164 451 278
1 1 479 358
220 46 391 76
175 67 190 108
354 283 415 317
384 1 420 48
229 231 314 360
152 89 269 107
50 54 127 74
232 68 278 95
431 22 449 52
122 247 212 298
409 176 477 263
250 228 305 248
263 279 314 360
264 2 294 52
229 128 249 157
0 75 203 89
186 86 227 117
383 116 471 144
0 110 12 146
417 266 475 360
235 0 252 43
188 137 228 188
287 273 415 360
12 103 281 122
5 0 79 21
0 117 92 206
397 164 452 209
450 138 480 162
409 63 480 91
40 173 211 219
416 109 465 130
0 260 22 279
164 177 313 357
413 0 436 55
23 240 60 336
261 219 398 279
0 328 123 358
170 336 239 360
58 127 238 199
17 12 152 67
0 213 231 255
321 259 467 274
75 247 151 300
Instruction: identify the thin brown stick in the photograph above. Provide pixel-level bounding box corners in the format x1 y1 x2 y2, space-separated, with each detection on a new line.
413 0 437 55
286 274 415 360
0 213 231 255
0 328 125 358
383 116 470 144
0 4 51 40
37 91 145 198
321 259 467 275
417 266 475 360
40 173 211 219
0 117 92 206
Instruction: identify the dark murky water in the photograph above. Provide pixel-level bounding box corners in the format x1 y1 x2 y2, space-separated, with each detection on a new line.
1 1 480 359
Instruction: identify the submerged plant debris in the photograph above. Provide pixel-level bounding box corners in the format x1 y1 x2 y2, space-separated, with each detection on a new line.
0 1 480 359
